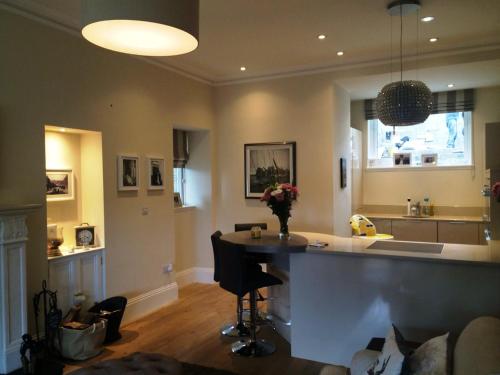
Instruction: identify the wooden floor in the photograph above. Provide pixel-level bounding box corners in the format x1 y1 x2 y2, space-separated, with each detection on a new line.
64 283 327 375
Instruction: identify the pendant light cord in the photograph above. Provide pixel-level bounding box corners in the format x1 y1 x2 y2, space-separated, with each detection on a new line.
400 1 403 82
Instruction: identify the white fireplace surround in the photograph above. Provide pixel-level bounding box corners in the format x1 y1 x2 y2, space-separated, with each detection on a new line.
0 204 40 374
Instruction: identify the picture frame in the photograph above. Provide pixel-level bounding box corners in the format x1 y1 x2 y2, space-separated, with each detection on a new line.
393 152 412 167
147 156 165 190
244 142 296 199
118 154 139 191
173 192 183 207
421 153 438 166
340 157 347 188
46 169 74 201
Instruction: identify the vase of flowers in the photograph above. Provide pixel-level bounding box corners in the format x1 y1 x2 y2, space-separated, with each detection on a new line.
493 182 500 203
261 183 299 239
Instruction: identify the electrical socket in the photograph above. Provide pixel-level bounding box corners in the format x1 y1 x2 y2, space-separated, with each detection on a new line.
162 263 174 273
142 207 149 216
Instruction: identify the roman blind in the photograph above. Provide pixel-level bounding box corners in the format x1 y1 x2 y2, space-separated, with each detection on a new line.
364 88 475 120
173 129 189 168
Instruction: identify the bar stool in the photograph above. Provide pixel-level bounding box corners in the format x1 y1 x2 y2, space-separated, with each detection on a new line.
212 230 250 337
217 239 282 357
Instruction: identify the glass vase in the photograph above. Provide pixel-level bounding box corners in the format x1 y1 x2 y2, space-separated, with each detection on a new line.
278 215 290 240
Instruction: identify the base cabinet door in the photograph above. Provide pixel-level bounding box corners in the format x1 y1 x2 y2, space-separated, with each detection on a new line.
48 249 105 314
369 218 392 235
438 222 479 244
391 220 437 242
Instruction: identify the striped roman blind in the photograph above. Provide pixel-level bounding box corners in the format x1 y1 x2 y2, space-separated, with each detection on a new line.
173 129 189 168
364 89 474 120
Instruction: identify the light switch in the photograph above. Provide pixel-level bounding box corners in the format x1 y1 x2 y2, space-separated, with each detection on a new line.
142 207 149 216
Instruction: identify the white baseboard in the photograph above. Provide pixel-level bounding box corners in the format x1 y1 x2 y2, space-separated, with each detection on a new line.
176 267 215 288
122 282 178 325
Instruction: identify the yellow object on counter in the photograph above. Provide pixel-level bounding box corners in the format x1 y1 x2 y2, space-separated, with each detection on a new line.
349 214 377 237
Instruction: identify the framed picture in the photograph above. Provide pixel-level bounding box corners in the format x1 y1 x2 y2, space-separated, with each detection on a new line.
147 157 165 190
393 152 412 167
421 153 438 166
46 169 74 201
173 192 183 207
340 157 347 188
244 142 296 199
118 154 139 191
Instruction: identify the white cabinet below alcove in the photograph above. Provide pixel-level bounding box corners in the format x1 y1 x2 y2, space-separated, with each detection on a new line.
48 248 106 315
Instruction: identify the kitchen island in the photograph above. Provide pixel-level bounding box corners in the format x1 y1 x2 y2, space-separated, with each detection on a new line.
266 232 500 366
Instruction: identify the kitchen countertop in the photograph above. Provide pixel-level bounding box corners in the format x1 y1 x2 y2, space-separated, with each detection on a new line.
295 232 500 266
360 212 489 223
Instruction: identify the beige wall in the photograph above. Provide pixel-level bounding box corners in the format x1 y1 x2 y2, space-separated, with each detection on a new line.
0 9 214 326
350 86 500 207
214 74 352 235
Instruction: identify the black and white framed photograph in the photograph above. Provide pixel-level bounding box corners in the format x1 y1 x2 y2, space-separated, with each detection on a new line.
421 153 438 166
393 152 412 167
244 142 296 199
118 154 139 191
46 169 74 201
147 157 165 190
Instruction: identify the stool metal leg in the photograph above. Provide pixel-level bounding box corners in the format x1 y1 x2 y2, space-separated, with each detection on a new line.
221 296 250 337
231 290 276 357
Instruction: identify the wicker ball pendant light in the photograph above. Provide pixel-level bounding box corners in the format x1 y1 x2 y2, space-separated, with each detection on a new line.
376 0 432 127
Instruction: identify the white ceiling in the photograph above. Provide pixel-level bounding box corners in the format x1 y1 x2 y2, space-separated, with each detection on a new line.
3 0 500 96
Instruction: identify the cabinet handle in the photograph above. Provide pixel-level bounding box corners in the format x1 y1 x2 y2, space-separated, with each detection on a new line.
448 221 467 224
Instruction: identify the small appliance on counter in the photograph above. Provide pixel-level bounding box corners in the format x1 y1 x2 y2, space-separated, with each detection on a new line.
483 169 500 241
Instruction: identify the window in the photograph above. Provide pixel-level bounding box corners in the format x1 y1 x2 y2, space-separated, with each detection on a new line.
173 167 185 204
367 111 472 168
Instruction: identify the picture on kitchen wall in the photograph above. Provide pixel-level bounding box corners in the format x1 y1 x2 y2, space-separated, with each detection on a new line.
393 152 412 167
118 154 139 191
46 169 73 201
148 157 165 190
244 142 296 199
421 153 438 166
173 192 183 207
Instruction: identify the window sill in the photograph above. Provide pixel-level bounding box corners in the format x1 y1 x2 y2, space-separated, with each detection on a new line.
365 165 474 172
174 205 196 212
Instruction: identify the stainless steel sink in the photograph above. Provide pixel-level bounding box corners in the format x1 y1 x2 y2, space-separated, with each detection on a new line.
367 240 444 254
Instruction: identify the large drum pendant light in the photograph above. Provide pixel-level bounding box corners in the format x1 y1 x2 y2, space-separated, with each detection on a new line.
376 0 432 127
81 0 199 56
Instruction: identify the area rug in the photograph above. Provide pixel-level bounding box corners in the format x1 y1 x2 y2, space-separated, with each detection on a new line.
181 362 238 375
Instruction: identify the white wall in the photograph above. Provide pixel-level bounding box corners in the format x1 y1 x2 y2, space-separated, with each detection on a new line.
215 75 352 235
0 9 214 329
351 86 500 207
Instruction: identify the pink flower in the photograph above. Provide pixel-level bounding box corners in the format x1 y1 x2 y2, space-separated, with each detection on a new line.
260 187 273 202
493 182 500 202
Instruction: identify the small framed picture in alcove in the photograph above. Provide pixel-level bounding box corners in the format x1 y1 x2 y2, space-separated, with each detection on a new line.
147 157 165 190
46 169 74 201
118 154 139 191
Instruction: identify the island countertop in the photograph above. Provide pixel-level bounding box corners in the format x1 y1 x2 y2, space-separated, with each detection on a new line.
360 212 488 223
295 232 500 266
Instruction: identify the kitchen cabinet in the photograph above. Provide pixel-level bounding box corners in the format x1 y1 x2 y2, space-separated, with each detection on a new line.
438 222 479 245
48 248 105 314
370 218 392 235
391 220 437 242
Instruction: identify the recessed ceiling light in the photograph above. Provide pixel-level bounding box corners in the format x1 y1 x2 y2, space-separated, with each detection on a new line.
240 66 246 72
318 34 326 40
337 51 344 56
448 83 455 88
429 37 439 43
421 16 435 22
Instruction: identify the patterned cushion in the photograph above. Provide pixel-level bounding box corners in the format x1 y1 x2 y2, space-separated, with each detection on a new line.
69 352 182 375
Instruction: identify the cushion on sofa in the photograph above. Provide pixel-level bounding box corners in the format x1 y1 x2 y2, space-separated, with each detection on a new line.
350 350 380 375
408 333 449 375
454 316 500 375
365 326 411 375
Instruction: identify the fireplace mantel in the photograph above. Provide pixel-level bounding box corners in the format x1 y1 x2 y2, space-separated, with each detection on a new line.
0 204 40 374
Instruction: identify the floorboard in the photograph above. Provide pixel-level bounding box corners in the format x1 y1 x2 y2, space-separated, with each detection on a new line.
63 283 329 375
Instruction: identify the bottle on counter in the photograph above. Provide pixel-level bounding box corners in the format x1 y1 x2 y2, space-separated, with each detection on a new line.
422 197 434 216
